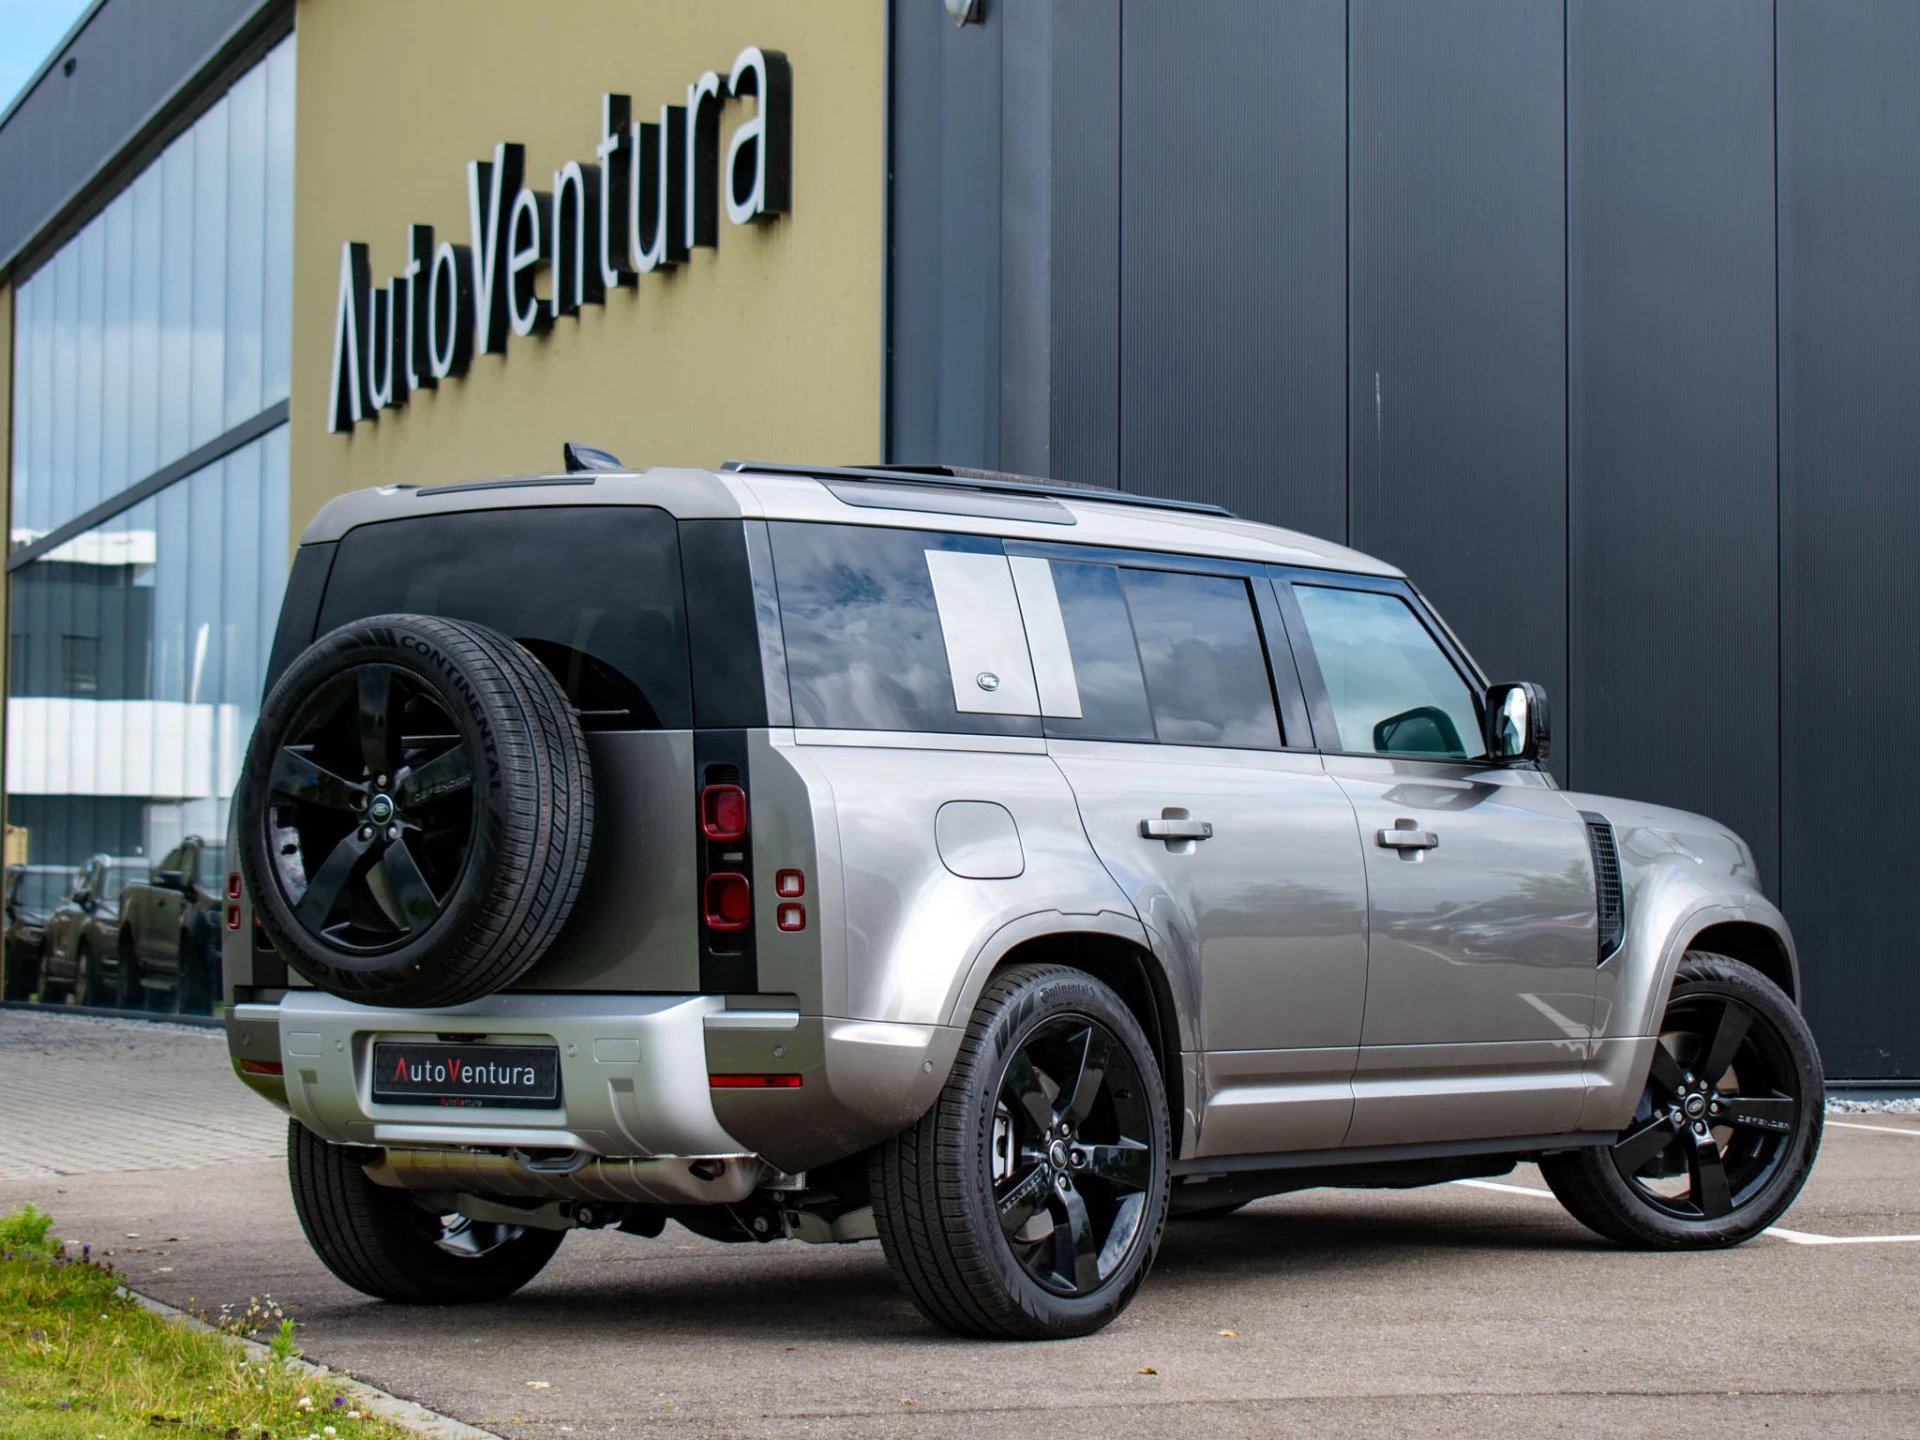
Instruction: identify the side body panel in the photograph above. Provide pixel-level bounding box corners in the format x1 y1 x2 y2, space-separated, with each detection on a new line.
1049 739 1369 1157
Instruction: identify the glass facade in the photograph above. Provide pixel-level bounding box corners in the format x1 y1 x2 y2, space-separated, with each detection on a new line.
4 38 294 1014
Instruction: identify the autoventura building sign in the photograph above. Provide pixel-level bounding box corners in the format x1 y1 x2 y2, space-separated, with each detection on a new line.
328 46 792 434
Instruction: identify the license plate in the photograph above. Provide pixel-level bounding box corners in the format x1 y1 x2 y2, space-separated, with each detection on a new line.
371 1040 561 1109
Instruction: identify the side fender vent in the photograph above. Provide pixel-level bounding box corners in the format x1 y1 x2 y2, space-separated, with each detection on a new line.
1581 812 1625 963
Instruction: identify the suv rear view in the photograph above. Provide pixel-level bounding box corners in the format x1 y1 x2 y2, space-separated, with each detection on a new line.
224 457 1821 1339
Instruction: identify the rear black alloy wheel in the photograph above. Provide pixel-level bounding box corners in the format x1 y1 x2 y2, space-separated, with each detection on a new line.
992 1015 1155 1297
266 662 476 958
287 1120 563 1304
1542 952 1823 1248
238 614 594 1009
871 964 1171 1339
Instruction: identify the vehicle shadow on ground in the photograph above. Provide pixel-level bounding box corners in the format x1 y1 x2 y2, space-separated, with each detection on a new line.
330 1198 1604 1345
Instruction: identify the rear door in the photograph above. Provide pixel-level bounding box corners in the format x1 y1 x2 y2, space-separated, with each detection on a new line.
1012 545 1370 1157
1275 572 1600 1147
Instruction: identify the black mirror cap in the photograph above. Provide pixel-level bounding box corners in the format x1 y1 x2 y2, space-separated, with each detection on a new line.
562 442 623 473
154 869 186 890
1485 681 1551 763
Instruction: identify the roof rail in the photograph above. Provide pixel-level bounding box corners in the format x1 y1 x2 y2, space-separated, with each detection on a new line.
721 460 1236 518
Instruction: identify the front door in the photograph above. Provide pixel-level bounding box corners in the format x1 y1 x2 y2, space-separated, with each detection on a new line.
1012 550 1370 1157
1280 575 1600 1148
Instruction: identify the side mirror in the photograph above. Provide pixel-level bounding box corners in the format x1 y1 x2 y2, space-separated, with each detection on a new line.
154 869 185 891
1485 681 1551 762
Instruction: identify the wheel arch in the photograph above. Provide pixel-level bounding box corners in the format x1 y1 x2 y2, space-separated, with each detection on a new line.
1686 921 1796 1003
981 929 1189 1160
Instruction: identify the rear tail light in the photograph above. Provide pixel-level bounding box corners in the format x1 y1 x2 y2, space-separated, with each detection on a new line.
238 1059 284 1077
703 872 751 931
700 784 748 841
225 903 242 931
226 871 242 900
776 903 805 932
775 869 805 897
709 1073 802 1088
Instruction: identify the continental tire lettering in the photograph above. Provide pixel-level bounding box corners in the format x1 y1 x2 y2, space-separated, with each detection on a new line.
398 634 502 783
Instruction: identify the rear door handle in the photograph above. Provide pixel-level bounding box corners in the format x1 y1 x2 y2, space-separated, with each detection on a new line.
1376 821 1438 851
1140 817 1214 841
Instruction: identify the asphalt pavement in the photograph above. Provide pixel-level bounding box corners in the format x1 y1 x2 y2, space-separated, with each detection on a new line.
3 1008 1916 1438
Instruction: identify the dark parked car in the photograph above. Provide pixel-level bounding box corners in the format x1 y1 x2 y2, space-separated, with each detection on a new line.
119 836 227 1012
3 864 72 1001
41 854 145 1006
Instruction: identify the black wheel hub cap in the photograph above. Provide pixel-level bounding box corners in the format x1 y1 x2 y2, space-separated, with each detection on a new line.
262 664 476 959
992 1014 1154 1298
1610 992 1801 1220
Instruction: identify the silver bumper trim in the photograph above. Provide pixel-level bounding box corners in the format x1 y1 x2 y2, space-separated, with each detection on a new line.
252 991 752 1161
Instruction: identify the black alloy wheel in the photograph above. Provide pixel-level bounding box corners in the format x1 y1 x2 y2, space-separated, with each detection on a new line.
1609 992 1799 1220
871 963 1171 1339
1541 952 1822 1248
266 664 475 958
992 1015 1155 1297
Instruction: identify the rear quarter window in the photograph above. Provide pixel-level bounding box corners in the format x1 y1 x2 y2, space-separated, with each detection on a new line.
317 506 691 729
768 522 1040 736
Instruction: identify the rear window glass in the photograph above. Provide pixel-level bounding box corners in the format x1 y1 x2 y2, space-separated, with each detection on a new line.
768 522 1039 736
1040 561 1156 742
319 507 689 729
1121 568 1281 748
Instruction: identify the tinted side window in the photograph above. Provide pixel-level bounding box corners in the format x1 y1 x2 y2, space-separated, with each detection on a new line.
319 507 690 729
769 522 1039 735
1039 561 1156 742
1120 568 1281 748
1292 584 1484 759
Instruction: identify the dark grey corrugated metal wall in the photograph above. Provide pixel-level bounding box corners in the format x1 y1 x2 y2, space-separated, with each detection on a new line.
887 0 1920 1078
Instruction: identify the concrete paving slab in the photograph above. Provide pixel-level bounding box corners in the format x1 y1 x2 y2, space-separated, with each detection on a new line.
2 1010 1916 1438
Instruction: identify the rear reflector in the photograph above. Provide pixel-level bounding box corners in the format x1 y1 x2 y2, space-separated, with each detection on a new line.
700 784 748 840
238 1059 284 1077
225 903 242 931
703 872 751 931
227 871 242 900
709 1073 802 1088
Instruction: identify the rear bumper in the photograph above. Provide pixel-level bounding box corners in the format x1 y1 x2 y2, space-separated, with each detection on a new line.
226 991 962 1186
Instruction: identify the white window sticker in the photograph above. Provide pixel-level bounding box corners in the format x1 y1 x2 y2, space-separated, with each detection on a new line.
1009 556 1083 718
924 550 1042 716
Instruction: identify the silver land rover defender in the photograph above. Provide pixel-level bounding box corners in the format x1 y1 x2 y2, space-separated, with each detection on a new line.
222 455 1822 1339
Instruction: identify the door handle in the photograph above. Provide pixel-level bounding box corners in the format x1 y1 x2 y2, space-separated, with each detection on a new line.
1140 817 1214 841
1376 821 1438 851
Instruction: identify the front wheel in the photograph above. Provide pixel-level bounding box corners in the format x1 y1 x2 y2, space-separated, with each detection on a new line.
287 1121 564 1303
871 964 1171 1339
1541 952 1823 1248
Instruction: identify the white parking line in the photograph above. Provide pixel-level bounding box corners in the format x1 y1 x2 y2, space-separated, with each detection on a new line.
1763 1226 1920 1246
1827 1120 1920 1138
1449 1178 1920 1246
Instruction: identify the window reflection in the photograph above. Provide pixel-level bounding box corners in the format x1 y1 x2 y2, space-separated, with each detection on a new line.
3 429 288 1013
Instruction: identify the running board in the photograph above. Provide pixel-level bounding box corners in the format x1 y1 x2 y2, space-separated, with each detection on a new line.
1173 1131 1613 1179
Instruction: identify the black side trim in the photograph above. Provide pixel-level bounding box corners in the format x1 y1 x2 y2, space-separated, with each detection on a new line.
1581 811 1626 962
1171 1131 1613 1180
680 520 769 729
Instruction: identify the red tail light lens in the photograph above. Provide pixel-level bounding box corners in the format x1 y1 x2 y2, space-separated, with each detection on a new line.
226 871 242 900
709 1073 802 1088
700 784 748 840
239 1059 284 1077
225 903 243 931
775 869 805 898
703 872 751 931
776 903 806 932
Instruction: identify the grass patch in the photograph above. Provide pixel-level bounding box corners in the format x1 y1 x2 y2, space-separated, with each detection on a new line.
0 1203 425 1439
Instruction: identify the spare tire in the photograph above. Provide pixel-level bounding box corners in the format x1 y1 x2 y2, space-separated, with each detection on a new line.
236 613 593 1008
